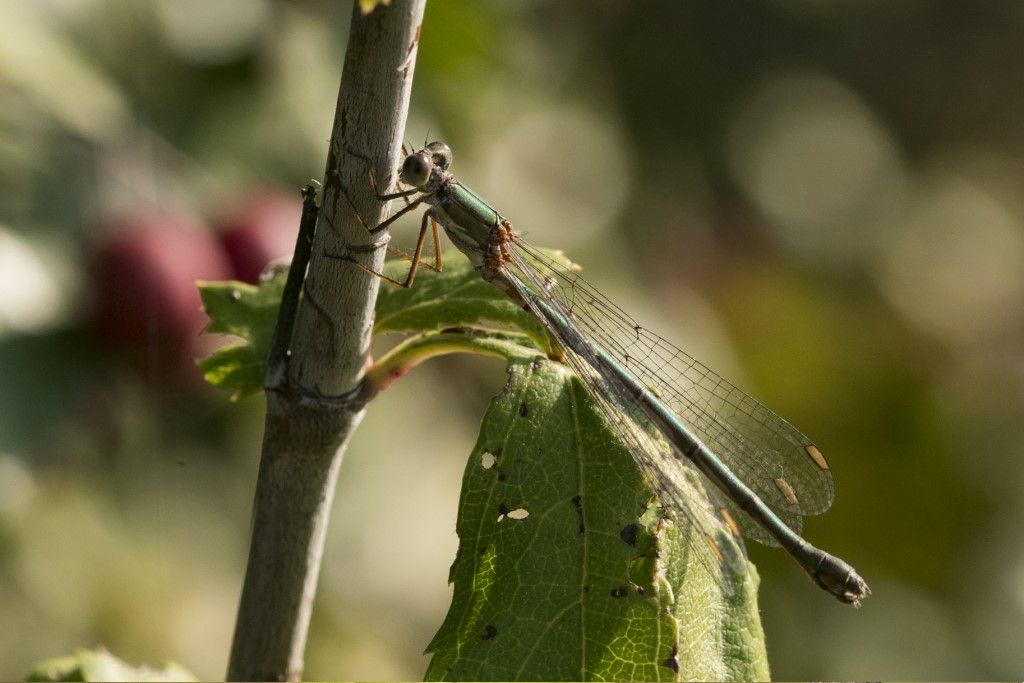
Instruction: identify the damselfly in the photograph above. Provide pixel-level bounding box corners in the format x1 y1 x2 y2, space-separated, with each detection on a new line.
355 141 869 606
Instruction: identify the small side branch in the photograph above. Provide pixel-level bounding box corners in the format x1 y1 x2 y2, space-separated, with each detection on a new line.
264 185 319 391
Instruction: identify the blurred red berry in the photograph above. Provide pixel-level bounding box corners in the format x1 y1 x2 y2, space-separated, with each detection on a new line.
92 210 233 385
217 189 302 284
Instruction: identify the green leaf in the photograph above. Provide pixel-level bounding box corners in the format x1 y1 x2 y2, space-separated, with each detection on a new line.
195 342 267 399
423 357 769 681
195 250 563 398
195 275 285 400
375 251 564 350
27 648 196 682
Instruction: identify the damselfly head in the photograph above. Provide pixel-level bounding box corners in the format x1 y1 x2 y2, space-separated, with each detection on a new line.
400 141 452 190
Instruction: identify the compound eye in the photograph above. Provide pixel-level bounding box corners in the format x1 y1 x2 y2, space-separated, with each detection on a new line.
401 154 431 186
426 141 452 171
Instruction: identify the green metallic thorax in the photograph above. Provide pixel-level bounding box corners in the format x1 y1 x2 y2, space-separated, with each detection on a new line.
429 179 504 268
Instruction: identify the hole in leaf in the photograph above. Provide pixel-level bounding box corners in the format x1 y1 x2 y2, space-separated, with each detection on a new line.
497 504 529 522
664 645 680 673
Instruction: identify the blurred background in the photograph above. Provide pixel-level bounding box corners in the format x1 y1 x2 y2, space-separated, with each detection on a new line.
1 0 1023 679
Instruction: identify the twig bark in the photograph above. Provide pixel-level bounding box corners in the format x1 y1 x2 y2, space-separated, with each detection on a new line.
226 2 426 680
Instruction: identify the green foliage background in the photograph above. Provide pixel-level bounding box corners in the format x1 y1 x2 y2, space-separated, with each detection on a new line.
1 0 1023 680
